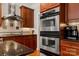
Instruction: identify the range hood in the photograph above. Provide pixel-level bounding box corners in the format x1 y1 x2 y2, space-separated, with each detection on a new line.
2 3 22 20
1 3 22 31
2 15 22 21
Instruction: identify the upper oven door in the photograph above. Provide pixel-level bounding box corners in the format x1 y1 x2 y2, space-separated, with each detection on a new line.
40 15 59 31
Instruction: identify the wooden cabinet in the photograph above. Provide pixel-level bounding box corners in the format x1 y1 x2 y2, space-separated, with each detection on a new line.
23 35 37 49
3 35 37 49
61 3 79 22
0 4 2 26
60 3 79 56
60 3 79 23
20 6 34 28
68 4 79 21
61 40 79 56
40 3 60 13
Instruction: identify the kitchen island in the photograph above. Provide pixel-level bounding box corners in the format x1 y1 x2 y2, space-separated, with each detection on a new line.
0 40 34 56
0 34 37 51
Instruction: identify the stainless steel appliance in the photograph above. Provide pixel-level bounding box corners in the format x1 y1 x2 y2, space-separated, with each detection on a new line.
40 7 60 55
2 4 22 30
40 7 59 31
64 25 78 40
40 36 59 54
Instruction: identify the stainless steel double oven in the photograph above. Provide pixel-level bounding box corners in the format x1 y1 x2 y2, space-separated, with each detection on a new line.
40 7 60 55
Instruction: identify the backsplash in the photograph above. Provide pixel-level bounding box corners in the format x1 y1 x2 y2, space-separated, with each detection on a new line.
21 28 35 34
2 19 21 31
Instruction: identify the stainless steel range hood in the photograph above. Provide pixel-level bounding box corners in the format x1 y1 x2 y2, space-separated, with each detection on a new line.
2 3 22 20
2 3 22 30
2 15 22 21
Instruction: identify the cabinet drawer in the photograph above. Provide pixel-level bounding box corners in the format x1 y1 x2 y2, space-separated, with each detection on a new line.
61 46 77 56
61 51 76 56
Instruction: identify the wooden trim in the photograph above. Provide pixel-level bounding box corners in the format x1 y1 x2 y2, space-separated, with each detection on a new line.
20 5 34 11
65 3 69 24
60 3 67 55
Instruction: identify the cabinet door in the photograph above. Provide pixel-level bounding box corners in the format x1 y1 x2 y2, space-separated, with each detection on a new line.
20 6 34 28
29 36 37 49
68 4 79 21
24 35 37 49
40 3 60 12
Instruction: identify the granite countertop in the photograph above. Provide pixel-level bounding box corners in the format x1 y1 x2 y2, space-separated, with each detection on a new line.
0 30 36 37
0 40 34 56
0 34 36 38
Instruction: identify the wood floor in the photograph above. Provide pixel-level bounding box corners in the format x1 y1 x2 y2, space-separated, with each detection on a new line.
28 50 40 56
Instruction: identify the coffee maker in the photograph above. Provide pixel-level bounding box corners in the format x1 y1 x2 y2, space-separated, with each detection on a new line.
64 25 78 40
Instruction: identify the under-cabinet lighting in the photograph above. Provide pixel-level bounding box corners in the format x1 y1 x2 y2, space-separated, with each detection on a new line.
60 23 67 27
69 22 79 25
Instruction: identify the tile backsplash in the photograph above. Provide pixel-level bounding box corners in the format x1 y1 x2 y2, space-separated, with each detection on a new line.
21 28 35 34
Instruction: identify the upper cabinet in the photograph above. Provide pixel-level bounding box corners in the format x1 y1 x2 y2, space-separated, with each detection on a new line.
60 3 79 24
40 3 60 13
67 4 79 21
20 6 34 28
0 4 2 26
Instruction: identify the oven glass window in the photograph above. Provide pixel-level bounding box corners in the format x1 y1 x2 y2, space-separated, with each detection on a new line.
48 39 55 48
42 38 47 46
42 19 55 27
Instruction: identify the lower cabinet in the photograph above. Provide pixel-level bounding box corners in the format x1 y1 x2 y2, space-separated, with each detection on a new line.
3 35 37 50
23 35 37 49
61 40 79 56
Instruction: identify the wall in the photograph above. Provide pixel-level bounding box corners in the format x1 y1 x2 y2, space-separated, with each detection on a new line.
2 3 9 17
1 3 40 50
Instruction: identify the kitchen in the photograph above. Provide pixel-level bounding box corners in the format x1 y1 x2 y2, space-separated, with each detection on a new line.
0 3 40 56
0 3 79 56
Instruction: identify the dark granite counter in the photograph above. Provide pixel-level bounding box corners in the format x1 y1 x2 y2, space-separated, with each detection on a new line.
0 34 36 38
0 40 34 56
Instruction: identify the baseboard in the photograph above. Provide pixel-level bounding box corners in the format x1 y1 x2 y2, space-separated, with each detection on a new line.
40 49 60 56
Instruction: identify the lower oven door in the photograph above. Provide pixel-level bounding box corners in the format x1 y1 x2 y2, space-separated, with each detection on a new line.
40 37 59 54
47 38 59 54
